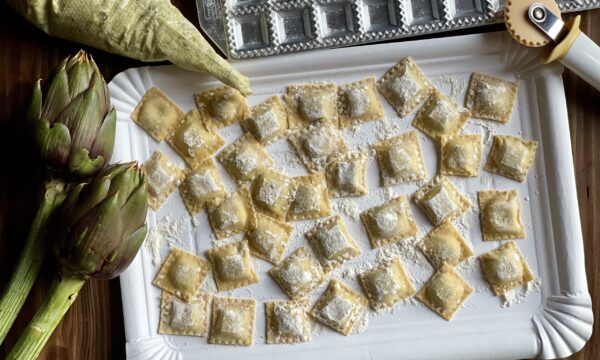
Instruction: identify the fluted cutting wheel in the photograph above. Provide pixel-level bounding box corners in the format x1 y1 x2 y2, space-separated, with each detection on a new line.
505 0 562 47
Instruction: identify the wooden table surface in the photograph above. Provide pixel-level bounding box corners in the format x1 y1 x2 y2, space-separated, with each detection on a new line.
0 2 598 359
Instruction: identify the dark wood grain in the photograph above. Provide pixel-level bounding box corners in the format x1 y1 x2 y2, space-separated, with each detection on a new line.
0 2 598 359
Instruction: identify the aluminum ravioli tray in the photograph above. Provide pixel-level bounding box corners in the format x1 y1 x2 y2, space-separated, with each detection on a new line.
109 32 592 360
196 0 600 59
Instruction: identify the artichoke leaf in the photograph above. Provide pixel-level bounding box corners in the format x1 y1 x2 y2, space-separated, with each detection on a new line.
41 62 70 121
68 148 105 178
66 51 95 99
96 224 147 280
90 107 116 160
35 120 71 168
27 80 43 124
120 182 148 237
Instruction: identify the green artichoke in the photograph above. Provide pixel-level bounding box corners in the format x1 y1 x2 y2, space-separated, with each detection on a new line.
55 162 148 280
28 50 116 178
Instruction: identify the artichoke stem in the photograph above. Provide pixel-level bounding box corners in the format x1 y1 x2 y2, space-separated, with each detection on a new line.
0 179 66 344
6 276 85 360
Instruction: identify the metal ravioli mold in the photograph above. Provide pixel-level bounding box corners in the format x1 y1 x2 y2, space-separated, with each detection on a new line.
196 0 600 59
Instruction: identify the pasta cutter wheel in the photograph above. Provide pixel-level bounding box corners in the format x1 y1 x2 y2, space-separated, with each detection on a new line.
504 0 600 91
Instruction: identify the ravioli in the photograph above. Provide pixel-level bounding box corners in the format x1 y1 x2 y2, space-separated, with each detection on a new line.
377 57 433 117
208 297 256 346
159 291 210 336
287 173 331 221
305 216 361 272
142 151 185 210
412 90 471 140
152 247 211 302
358 257 415 310
131 87 184 141
208 240 259 291
418 220 473 269
465 72 518 123
269 247 325 299
360 196 417 248
242 95 288 145
416 263 473 321
478 190 525 241
325 151 368 197
440 134 482 177
179 158 226 214
265 299 311 344
195 85 250 128
309 279 368 335
218 133 274 184
479 241 534 296
374 131 427 185
246 213 293 265
413 176 471 225
485 135 538 182
288 124 348 173
207 188 256 240
285 83 339 128
338 78 384 127
250 169 295 220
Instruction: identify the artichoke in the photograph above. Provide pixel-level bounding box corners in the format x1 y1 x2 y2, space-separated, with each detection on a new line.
7 162 148 360
28 50 116 178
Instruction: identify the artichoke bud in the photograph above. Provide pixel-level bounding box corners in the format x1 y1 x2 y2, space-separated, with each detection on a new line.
54 162 148 280
29 50 116 179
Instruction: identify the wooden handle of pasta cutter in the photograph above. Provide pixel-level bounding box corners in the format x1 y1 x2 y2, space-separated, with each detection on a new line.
543 16 600 92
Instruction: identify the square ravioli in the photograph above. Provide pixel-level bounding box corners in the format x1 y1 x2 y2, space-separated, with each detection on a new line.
242 96 288 145
195 85 250 129
269 247 325 299
152 247 211 302
288 124 348 173
418 220 473 269
478 190 525 241
413 176 471 225
131 87 184 141
207 188 256 240
485 135 538 182
305 216 361 272
250 169 295 220
218 133 275 184
374 131 427 185
142 151 185 210
465 72 518 123
159 291 210 336
377 57 433 117
265 299 311 344
440 134 482 177
479 241 534 296
325 152 368 197
208 240 259 291
309 279 367 335
285 83 338 128
412 90 471 140
338 78 384 127
209 297 256 346
287 173 331 221
246 213 293 265
416 263 473 321
179 159 226 214
167 109 225 168
360 196 417 248
358 257 415 310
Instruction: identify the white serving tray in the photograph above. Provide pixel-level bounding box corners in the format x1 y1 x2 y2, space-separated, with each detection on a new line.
109 32 593 360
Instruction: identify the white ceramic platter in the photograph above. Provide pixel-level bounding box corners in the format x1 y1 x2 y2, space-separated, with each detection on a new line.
109 32 592 360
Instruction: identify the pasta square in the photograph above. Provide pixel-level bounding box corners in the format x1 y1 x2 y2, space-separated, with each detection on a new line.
338 78 385 127
208 297 256 346
309 279 367 335
288 124 348 173
413 176 471 225
218 133 275 184
377 57 433 117
478 190 525 241
305 216 361 272
131 87 184 141
152 247 211 302
485 135 538 182
284 83 338 128
325 152 368 197
142 151 185 210
440 134 482 177
287 173 331 221
360 196 417 248
250 169 295 220
417 220 473 269
195 85 250 129
416 263 473 321
179 159 226 214
246 213 293 265
269 247 325 299
374 131 427 185
241 96 288 145
167 109 225 168
159 291 211 336
358 257 415 310
207 188 256 240
412 90 471 140
208 240 259 291
479 241 534 296
265 299 311 344
465 72 518 123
